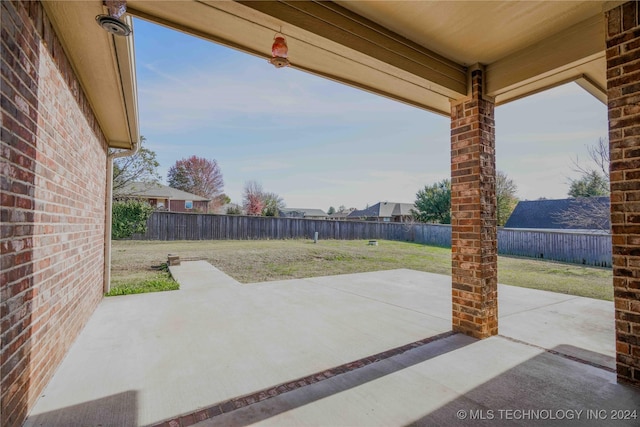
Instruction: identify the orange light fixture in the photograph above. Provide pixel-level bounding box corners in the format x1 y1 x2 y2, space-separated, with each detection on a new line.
269 33 290 68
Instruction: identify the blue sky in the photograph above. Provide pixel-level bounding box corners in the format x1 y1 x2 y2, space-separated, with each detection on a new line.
134 18 608 211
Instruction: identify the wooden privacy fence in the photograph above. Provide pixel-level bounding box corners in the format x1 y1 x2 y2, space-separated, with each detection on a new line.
134 212 612 267
496 228 611 267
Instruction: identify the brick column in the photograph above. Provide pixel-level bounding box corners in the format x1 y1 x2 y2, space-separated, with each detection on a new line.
606 1 640 387
450 66 498 339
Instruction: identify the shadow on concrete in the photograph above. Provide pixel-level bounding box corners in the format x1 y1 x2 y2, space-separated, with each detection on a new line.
23 391 138 427
184 334 474 427
411 344 639 426
198 342 639 427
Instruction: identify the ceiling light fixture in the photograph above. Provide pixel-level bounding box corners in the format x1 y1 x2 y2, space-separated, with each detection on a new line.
96 0 132 37
269 33 290 68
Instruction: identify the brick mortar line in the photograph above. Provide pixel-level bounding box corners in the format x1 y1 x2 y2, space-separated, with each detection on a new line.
498 335 616 373
150 331 457 427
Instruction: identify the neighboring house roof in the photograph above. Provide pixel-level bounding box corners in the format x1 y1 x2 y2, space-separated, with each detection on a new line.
504 197 610 230
280 208 327 217
115 182 210 202
329 208 356 219
348 202 416 219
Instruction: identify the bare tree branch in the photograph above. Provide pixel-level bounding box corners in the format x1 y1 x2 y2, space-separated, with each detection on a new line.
112 136 161 197
552 197 610 231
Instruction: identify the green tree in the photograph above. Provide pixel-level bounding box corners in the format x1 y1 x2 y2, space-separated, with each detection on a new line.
568 170 609 197
412 179 451 224
112 136 161 196
569 137 610 198
111 199 153 239
262 192 285 216
226 205 242 215
327 206 336 215
496 171 519 226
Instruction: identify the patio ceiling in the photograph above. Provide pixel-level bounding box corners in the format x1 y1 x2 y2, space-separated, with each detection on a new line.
44 0 624 148
42 1 138 149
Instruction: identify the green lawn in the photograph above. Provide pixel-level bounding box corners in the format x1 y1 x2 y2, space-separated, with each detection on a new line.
110 239 613 300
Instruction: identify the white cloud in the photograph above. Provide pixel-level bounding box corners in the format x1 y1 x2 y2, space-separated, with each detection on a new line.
138 59 411 132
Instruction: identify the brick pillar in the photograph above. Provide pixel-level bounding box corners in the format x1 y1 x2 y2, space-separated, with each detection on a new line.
606 1 640 387
450 66 498 339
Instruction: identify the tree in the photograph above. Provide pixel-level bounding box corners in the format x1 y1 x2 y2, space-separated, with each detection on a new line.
557 138 611 230
575 137 609 180
327 206 336 215
242 180 285 216
569 137 610 197
226 205 242 215
167 155 225 209
496 171 519 226
262 192 285 217
243 180 264 216
412 179 451 224
568 170 609 197
553 197 610 231
111 199 153 239
112 136 161 196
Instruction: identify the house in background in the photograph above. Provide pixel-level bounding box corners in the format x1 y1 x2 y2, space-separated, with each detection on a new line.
328 208 356 221
279 208 328 219
504 197 610 231
347 202 416 222
116 182 210 213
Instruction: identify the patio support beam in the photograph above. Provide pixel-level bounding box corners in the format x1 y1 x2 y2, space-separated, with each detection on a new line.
235 0 467 98
605 1 640 387
450 65 498 339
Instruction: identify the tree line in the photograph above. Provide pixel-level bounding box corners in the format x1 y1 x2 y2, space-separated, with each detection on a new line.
412 138 610 230
111 136 288 238
412 171 518 226
111 136 611 238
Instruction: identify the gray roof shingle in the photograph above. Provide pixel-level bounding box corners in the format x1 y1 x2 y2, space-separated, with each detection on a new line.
115 182 210 201
504 197 610 230
348 202 415 219
279 208 327 217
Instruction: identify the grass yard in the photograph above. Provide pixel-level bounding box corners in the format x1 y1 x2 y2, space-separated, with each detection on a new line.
107 261 178 296
110 239 613 300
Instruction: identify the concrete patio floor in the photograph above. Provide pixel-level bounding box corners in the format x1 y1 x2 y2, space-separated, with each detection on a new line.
24 262 639 426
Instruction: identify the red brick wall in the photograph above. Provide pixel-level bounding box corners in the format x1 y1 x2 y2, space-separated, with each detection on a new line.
605 1 640 387
168 199 210 213
450 67 498 339
1 1 108 425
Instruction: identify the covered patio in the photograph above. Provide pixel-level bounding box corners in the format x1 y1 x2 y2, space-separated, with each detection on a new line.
2 1 640 426
24 262 638 426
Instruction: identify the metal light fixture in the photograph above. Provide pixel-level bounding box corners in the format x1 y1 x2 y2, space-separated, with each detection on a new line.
96 0 131 36
269 33 290 68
